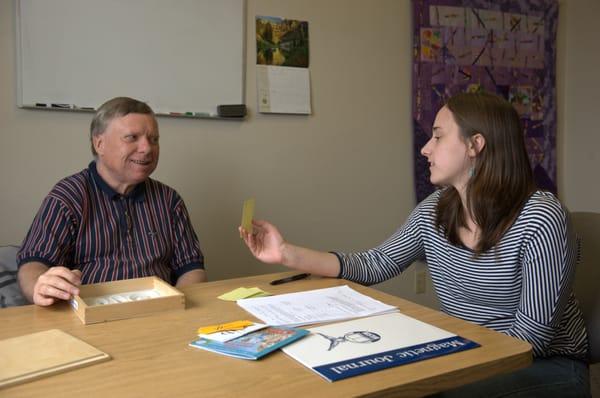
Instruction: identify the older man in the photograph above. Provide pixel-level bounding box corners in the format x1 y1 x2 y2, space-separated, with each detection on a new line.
17 97 206 306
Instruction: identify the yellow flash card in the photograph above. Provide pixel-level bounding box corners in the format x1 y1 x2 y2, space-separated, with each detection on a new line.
241 198 255 234
197 320 254 335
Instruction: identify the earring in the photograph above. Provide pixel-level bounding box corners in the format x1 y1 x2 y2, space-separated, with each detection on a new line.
468 166 475 178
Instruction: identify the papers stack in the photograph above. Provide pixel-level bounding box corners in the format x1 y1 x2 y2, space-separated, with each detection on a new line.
237 285 398 327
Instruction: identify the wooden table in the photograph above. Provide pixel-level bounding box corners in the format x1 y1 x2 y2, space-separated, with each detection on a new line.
0 272 532 397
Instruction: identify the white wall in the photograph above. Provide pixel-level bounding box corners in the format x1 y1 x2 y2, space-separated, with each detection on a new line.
1 0 597 310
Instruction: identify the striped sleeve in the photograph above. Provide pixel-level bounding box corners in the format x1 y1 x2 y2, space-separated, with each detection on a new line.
504 200 579 356
336 201 427 285
329 190 586 358
169 196 204 278
17 196 76 268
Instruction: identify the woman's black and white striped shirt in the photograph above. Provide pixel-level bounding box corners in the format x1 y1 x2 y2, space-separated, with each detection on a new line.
335 190 588 359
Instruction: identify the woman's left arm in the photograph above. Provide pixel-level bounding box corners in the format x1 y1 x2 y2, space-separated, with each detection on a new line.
504 204 578 356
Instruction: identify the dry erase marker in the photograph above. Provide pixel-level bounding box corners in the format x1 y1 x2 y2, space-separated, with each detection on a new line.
35 103 48 107
269 273 310 285
51 103 71 108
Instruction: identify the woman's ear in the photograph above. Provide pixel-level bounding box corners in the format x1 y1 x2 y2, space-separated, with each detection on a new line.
468 133 486 157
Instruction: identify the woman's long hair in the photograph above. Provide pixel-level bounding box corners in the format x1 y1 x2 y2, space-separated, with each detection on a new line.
436 92 536 253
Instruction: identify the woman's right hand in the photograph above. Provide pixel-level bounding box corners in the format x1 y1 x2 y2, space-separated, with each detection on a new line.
239 219 287 265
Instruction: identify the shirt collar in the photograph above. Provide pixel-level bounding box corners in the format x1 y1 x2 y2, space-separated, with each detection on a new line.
89 161 146 202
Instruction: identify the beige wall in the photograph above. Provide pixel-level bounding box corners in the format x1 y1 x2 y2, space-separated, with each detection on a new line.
558 0 600 211
1 0 597 309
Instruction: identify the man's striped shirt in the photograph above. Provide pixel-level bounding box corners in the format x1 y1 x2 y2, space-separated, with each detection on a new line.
17 162 204 285
334 190 588 359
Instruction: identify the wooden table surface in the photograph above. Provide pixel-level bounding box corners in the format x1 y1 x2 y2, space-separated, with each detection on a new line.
0 272 532 397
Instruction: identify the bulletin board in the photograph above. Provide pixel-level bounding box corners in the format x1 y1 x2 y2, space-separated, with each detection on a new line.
15 0 245 116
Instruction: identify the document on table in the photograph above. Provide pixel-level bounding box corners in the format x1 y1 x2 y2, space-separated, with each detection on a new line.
237 285 397 327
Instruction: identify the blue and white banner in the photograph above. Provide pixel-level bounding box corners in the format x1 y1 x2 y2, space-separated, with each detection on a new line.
315 336 479 381
283 313 480 382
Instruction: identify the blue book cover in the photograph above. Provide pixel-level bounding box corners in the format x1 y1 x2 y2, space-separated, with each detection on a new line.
190 326 309 360
282 313 480 382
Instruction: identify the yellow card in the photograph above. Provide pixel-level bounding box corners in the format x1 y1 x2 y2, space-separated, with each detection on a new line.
247 291 271 298
218 287 271 301
218 287 253 301
241 198 255 234
239 287 272 299
197 320 254 335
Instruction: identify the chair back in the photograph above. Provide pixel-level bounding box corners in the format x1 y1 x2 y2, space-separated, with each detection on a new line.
571 212 600 364
0 245 27 307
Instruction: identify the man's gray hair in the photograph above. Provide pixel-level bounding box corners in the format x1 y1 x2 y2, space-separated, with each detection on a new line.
90 97 155 156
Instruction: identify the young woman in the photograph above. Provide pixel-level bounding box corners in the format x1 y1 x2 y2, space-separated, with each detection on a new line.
239 92 590 397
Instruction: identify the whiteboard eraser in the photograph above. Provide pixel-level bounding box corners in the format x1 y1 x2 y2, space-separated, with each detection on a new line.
217 104 246 117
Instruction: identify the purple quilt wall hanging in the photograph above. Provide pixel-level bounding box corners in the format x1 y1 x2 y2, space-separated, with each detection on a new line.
412 0 558 203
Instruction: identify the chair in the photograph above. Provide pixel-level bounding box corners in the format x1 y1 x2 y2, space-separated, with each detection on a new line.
571 212 600 364
0 245 27 308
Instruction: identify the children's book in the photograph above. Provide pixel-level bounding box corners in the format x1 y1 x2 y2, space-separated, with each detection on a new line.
198 322 269 343
282 312 480 382
190 326 309 360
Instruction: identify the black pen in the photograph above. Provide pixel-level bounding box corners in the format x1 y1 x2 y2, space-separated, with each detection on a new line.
269 273 310 285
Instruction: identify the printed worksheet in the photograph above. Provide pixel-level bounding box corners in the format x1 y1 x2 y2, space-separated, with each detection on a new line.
237 285 397 327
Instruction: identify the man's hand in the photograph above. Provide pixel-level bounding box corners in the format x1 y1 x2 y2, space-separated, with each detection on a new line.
33 267 82 306
18 262 82 306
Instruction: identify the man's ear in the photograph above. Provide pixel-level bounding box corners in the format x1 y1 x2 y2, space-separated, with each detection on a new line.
92 134 104 156
468 133 485 157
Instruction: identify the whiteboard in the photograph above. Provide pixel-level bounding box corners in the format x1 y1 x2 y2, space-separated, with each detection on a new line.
16 0 245 116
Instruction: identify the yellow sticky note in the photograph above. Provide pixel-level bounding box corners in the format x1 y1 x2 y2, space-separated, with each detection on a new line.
197 320 254 335
218 287 254 301
246 291 271 298
242 287 266 297
241 198 255 234
218 287 271 301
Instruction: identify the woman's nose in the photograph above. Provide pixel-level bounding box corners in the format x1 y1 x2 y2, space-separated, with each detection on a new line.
421 138 432 157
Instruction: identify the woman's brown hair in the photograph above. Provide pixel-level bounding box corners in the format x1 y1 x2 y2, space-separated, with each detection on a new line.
436 91 536 253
